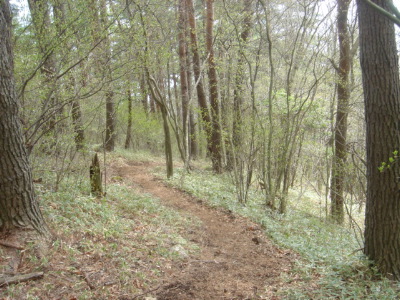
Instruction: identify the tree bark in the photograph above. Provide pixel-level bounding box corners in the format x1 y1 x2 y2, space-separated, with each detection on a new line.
125 90 133 149
105 90 116 151
184 11 197 160
229 0 253 170
148 77 174 178
71 99 85 150
100 0 116 152
90 153 103 197
178 0 190 163
28 0 60 150
206 0 223 173
330 0 351 224
357 0 400 279
140 73 149 114
53 1 86 151
189 110 198 159
186 0 213 160
0 0 48 235
90 0 116 151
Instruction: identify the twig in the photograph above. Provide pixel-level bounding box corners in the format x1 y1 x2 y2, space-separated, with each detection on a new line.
0 241 24 250
80 271 95 290
0 272 44 287
103 280 118 286
350 247 364 256
190 259 223 264
131 285 162 299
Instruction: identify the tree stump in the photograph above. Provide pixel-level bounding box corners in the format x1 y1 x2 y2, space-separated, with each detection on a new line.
90 153 103 197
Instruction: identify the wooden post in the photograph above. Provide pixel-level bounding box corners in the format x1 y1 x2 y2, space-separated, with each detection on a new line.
90 153 103 197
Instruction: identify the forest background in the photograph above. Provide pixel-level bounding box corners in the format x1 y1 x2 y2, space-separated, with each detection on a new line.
2 0 400 298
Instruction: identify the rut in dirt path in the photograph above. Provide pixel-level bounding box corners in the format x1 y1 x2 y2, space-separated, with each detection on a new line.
114 160 297 300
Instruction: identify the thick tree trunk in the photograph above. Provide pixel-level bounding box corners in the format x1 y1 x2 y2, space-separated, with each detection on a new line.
330 0 351 224
206 0 223 173
0 0 48 235
357 0 400 279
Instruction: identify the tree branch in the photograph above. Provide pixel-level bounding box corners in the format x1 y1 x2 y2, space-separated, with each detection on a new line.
362 0 400 27
0 272 44 287
388 0 400 20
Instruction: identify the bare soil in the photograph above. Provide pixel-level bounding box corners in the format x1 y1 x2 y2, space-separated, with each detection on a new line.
113 160 298 299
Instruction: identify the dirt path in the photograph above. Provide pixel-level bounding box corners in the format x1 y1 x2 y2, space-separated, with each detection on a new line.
113 160 297 300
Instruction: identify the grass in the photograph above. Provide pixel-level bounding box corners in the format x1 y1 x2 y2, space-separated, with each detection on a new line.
3 148 399 299
0 152 198 299
156 164 400 299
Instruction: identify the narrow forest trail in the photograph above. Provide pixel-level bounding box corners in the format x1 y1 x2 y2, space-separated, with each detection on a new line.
112 160 298 300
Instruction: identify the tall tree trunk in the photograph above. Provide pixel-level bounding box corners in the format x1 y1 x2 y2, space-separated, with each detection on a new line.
0 0 48 235
125 90 133 149
172 74 181 122
140 73 149 114
184 13 197 160
259 0 276 209
357 0 400 279
330 0 351 224
54 1 85 151
99 0 116 151
104 90 116 151
229 0 253 170
189 110 198 159
148 77 173 178
206 0 222 173
149 94 157 113
186 0 213 160
187 55 198 160
90 0 116 151
178 0 190 164
28 0 59 150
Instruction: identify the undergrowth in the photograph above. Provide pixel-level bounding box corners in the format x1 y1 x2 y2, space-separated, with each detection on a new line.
1 152 197 300
157 165 400 299
3 149 399 299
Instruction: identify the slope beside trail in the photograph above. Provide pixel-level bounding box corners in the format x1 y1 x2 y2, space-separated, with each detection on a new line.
112 160 298 300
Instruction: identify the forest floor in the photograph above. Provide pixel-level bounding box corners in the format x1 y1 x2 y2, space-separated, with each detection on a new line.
0 157 304 299
110 159 298 299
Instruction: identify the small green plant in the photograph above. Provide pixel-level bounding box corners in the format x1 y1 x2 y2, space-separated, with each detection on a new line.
378 150 399 172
